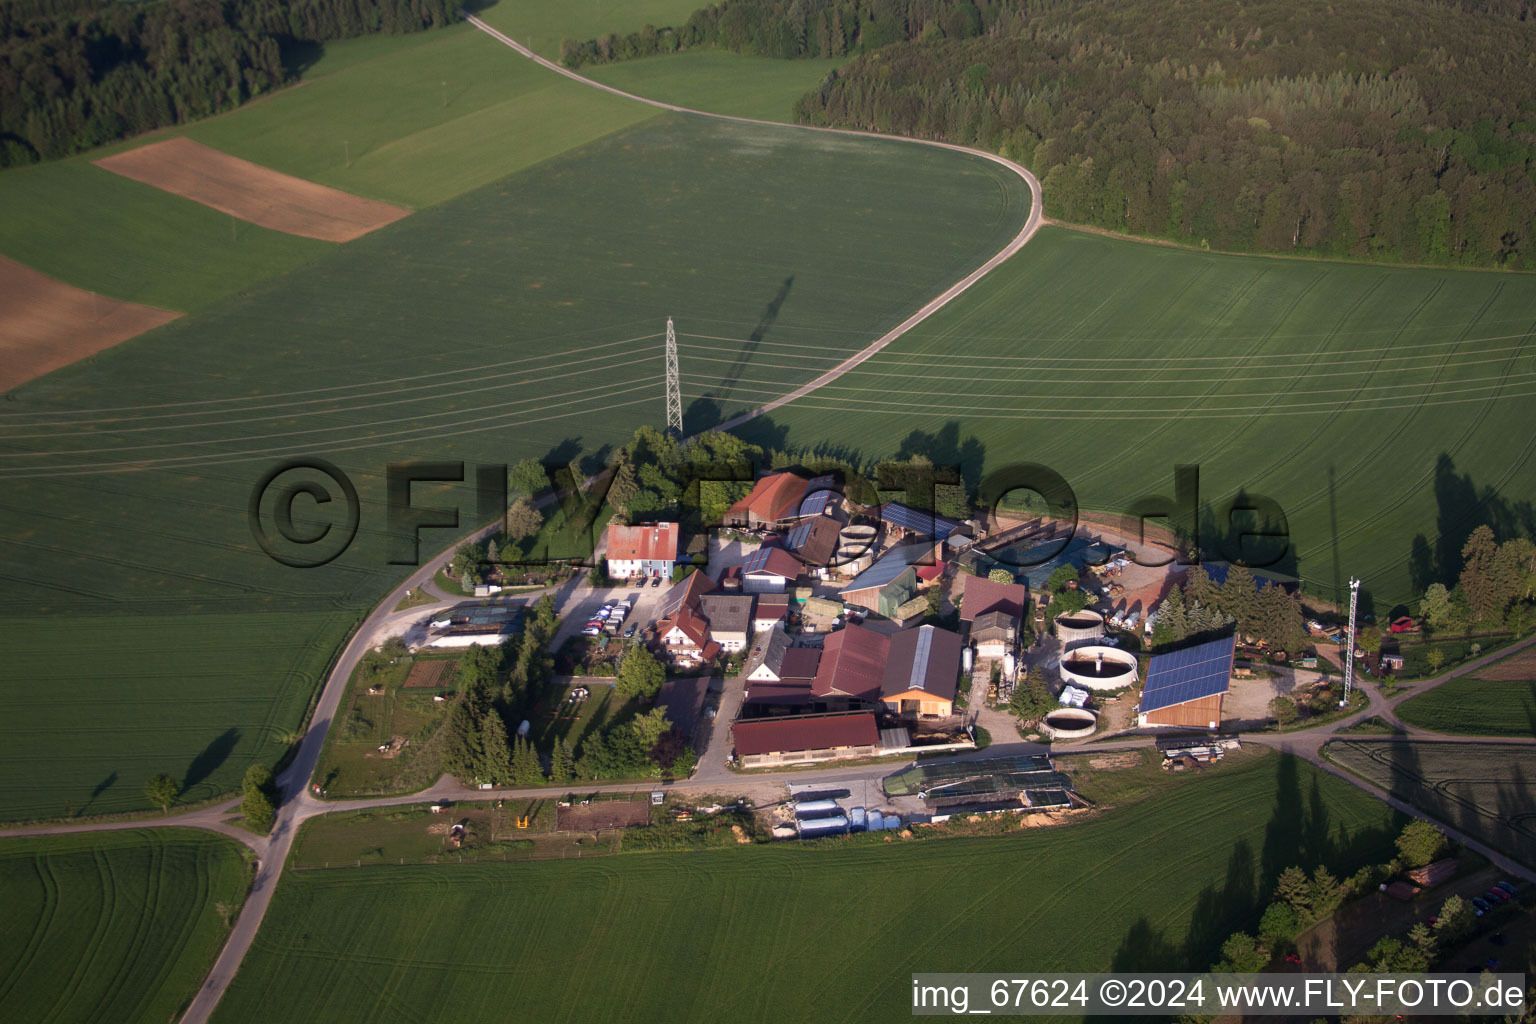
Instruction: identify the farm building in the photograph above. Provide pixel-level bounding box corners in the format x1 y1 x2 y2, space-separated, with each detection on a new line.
423 602 523 648
880 624 962 717
1137 634 1236 728
751 593 790 634
724 472 837 529
811 622 890 707
970 610 1019 658
699 593 753 653
841 540 934 615
784 516 842 572
605 522 680 578
743 629 821 710
958 574 1028 624
879 501 961 542
882 754 1073 813
740 546 803 593
655 567 713 623
731 712 880 767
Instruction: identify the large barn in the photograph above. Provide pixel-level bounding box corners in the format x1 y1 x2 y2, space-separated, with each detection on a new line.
1137 634 1236 729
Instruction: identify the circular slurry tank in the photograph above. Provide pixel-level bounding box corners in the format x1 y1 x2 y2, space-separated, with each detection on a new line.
1058 645 1138 691
836 546 874 575
1041 708 1098 740
1054 608 1105 647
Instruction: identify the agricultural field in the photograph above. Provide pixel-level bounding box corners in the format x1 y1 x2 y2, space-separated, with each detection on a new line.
0 611 355 821
586 51 845 121
212 752 1396 1023
0 111 1027 819
735 225 1536 610
0 829 251 1024
1396 669 1536 737
0 24 659 313
478 0 707 60
1324 740 1536 867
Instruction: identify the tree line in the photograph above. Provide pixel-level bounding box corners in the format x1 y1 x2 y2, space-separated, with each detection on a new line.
1151 563 1305 653
566 0 1536 269
0 0 458 167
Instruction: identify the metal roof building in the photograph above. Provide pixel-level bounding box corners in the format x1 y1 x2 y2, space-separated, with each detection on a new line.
1138 634 1235 729
878 501 960 540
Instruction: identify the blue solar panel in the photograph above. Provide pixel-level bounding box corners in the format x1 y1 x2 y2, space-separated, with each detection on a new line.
843 541 926 591
742 547 772 573
786 522 813 550
1140 634 1235 713
880 502 958 539
797 488 839 518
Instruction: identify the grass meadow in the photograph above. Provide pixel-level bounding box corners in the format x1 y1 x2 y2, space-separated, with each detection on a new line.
0 829 250 1024
0 113 1028 818
0 611 356 820
586 51 843 121
0 23 658 311
1325 739 1536 867
1396 676 1536 736
478 0 707 60
211 751 1397 1023
733 226 1536 610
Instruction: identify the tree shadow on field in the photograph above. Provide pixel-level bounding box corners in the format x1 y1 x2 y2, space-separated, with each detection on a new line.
78 771 118 816
182 728 240 794
1408 452 1536 592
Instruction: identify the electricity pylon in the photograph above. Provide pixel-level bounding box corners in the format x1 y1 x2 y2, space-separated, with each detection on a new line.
664 317 683 436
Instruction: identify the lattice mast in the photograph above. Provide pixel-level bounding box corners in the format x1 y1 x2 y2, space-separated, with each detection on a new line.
664 317 683 436
1340 577 1361 707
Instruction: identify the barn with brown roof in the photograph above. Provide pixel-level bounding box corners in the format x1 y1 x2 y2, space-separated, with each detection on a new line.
731 712 880 767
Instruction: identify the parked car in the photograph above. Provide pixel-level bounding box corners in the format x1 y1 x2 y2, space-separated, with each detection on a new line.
632 577 647 588
650 577 661 587
581 626 601 637
1495 881 1517 895
1485 889 1509 903
1472 897 1490 914
623 624 637 638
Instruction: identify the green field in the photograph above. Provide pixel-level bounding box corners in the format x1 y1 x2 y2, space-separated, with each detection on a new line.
0 24 659 311
1396 676 1536 736
0 829 251 1024
478 0 707 60
734 226 1536 609
0 111 1027 819
586 51 843 121
0 611 356 820
211 751 1395 1023
1324 739 1536 867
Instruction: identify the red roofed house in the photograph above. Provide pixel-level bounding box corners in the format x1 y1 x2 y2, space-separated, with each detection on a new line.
811 623 891 709
605 522 680 579
723 472 812 530
654 605 720 669
731 712 879 767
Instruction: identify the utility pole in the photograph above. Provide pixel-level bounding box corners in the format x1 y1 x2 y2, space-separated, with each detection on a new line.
664 317 683 436
1340 577 1361 707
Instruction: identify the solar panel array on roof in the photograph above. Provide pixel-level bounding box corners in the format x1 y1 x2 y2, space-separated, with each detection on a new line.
1140 634 1236 713
842 541 926 592
785 521 813 550
741 547 772 573
879 502 959 539
797 486 839 518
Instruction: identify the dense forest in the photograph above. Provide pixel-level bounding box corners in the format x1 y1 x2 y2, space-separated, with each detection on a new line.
565 0 1536 268
0 0 457 167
